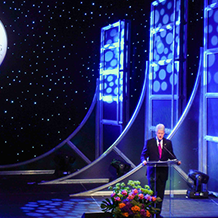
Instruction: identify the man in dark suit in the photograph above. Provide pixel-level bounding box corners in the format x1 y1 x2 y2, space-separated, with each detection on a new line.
141 124 181 218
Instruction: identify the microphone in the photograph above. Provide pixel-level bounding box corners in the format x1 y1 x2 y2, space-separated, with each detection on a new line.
163 144 177 160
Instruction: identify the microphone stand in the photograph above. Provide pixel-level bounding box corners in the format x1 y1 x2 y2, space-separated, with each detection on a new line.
163 145 179 163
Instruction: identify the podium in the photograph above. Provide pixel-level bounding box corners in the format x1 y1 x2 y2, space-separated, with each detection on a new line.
145 160 178 218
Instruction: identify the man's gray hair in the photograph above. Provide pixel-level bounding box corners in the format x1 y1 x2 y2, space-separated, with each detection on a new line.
155 123 165 132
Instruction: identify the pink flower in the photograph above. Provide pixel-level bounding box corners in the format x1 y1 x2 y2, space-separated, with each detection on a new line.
111 192 115 197
127 194 134 200
144 194 151 201
121 190 128 196
140 209 146 216
138 193 144 199
133 189 138 195
114 197 121 201
152 196 156 202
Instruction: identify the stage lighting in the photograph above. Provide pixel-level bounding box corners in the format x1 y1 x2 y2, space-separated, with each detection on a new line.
110 159 131 178
186 169 209 198
54 153 76 177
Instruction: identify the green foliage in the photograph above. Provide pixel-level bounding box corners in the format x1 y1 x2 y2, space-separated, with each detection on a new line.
101 180 162 218
101 197 117 213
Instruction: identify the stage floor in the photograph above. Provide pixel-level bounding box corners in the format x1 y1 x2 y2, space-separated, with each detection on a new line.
0 175 218 218
1 193 218 218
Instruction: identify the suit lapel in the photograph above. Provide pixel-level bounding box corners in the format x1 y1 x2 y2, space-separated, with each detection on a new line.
163 138 167 148
162 138 169 159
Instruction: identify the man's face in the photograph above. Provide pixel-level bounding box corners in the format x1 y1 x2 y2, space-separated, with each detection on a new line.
156 129 165 141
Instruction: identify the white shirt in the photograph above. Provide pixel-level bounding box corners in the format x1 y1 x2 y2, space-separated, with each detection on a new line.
156 138 163 149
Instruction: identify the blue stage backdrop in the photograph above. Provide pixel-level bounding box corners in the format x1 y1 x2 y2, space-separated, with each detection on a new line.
97 20 131 155
200 0 218 192
0 1 210 195
146 0 188 140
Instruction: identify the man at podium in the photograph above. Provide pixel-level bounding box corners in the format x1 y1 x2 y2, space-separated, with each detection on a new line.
141 123 181 218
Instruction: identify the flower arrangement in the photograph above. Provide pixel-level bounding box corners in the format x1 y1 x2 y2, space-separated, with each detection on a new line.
101 180 161 218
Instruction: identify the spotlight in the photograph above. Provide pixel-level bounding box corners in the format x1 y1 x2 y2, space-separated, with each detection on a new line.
54 153 76 177
186 169 209 198
110 159 131 178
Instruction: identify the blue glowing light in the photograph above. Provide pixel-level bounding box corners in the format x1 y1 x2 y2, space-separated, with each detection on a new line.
148 0 187 130
100 21 127 104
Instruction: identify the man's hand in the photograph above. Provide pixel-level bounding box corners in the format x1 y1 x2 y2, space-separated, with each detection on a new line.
142 160 147 166
177 160 181 165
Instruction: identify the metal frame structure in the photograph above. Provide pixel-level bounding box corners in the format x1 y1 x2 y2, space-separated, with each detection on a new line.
200 0 218 188
40 63 148 185
68 47 203 196
0 84 98 170
146 0 188 138
96 20 130 157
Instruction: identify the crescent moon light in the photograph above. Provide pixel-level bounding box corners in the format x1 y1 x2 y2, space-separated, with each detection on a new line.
0 20 8 65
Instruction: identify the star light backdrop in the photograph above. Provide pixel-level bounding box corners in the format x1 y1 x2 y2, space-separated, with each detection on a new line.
0 0 203 165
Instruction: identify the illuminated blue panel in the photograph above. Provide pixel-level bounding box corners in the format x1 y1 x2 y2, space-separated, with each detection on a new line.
148 0 187 135
152 62 179 95
207 141 218 191
102 74 120 104
104 26 119 45
207 98 218 136
208 0 218 5
99 20 130 124
173 99 177 125
207 53 218 92
208 8 218 49
152 100 171 128
152 0 174 27
152 0 180 58
103 101 117 120
154 28 174 62
201 1 218 191
97 20 130 154
99 21 127 106
104 48 119 70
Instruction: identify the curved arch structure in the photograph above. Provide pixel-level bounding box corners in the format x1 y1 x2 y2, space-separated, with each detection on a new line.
167 49 203 140
1 1 209 198
0 83 98 169
40 62 149 185
69 47 203 197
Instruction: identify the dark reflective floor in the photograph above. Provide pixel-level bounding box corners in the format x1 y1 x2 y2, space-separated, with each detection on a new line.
1 174 218 218
1 192 104 218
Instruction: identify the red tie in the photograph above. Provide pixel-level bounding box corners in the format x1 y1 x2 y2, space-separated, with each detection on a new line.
158 141 162 159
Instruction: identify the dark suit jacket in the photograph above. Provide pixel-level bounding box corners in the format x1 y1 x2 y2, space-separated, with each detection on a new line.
141 137 177 181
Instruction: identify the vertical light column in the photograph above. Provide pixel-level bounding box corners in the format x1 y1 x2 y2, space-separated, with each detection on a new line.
146 0 187 138
96 20 130 157
201 0 218 192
